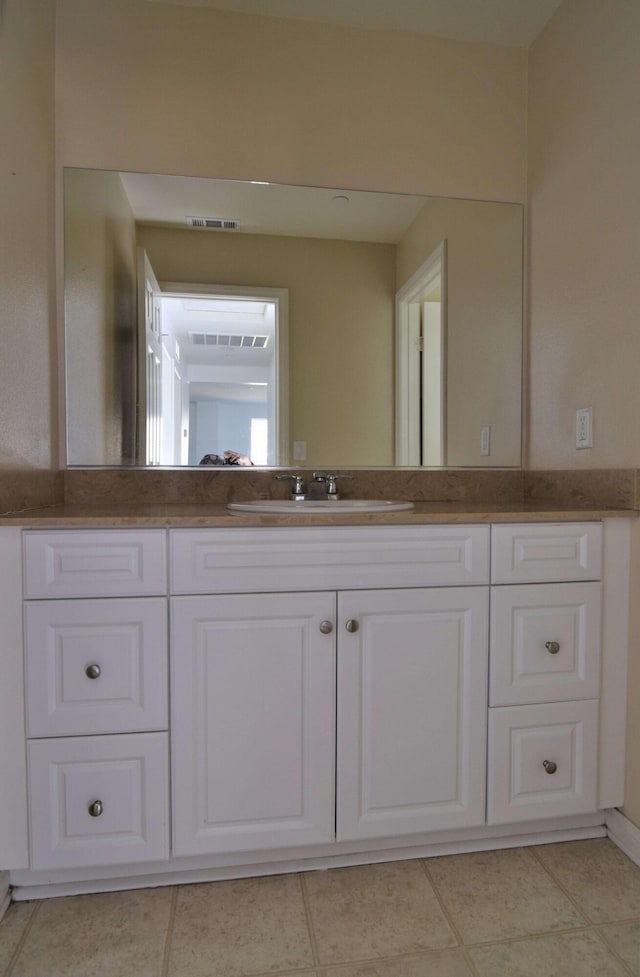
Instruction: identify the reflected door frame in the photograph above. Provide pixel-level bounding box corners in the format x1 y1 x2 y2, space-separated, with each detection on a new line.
159 282 289 466
395 241 447 467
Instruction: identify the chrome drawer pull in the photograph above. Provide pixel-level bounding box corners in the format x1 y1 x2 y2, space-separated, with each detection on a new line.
542 760 557 774
545 641 560 655
319 620 333 634
88 800 104 817
85 663 102 680
346 619 359 633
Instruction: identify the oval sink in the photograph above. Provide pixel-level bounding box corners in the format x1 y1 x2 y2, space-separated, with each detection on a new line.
228 499 415 514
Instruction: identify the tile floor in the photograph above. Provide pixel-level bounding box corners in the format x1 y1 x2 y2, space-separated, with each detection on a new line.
1 839 639 976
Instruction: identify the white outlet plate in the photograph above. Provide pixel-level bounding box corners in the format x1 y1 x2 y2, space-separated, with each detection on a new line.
480 426 491 456
576 407 593 449
293 440 307 461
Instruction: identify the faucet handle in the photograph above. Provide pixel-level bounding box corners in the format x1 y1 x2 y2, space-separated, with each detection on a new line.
275 473 306 499
325 473 353 498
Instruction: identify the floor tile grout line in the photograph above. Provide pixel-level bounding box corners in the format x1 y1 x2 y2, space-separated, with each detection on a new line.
419 858 465 947
4 900 41 977
528 843 604 927
595 923 640 977
159 885 179 977
299 871 322 970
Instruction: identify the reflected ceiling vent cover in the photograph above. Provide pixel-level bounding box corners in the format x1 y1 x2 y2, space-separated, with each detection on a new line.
190 333 268 348
186 216 240 230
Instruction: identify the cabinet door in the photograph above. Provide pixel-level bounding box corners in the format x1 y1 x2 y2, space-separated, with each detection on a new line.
337 587 489 841
171 592 336 855
25 598 168 737
488 700 598 823
28 732 169 870
490 582 601 706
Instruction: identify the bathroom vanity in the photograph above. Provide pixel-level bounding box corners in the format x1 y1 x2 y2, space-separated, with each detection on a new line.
0 512 630 899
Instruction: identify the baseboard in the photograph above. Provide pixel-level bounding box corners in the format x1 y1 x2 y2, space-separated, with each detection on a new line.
606 808 640 867
0 872 10 922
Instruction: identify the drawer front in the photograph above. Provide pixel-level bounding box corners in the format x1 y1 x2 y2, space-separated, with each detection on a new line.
170 525 490 594
487 700 598 824
25 598 168 737
491 523 602 584
490 582 601 706
28 733 169 870
23 531 167 598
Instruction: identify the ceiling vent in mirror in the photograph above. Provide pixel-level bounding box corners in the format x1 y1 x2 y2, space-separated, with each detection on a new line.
190 333 268 348
186 216 239 230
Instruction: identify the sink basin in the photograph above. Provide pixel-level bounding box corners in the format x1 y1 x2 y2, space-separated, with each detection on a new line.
228 499 415 514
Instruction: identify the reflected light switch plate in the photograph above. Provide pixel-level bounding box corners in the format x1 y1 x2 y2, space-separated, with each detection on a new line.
576 408 593 449
293 441 307 461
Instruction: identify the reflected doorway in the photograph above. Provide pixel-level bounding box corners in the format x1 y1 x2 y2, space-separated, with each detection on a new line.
137 250 289 466
395 241 447 466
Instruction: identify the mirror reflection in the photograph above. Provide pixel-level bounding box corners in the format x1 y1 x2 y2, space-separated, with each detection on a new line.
64 168 523 468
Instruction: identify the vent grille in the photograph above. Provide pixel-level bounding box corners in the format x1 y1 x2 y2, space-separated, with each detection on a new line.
186 216 239 230
190 333 268 348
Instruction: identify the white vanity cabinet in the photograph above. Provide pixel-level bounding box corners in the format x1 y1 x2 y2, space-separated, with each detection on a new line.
169 524 490 854
488 523 603 824
22 531 170 870
7 517 628 897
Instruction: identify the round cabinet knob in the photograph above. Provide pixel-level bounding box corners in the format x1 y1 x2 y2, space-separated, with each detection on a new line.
319 620 333 634
545 641 560 655
88 800 104 817
542 760 558 774
85 663 102 680
346 619 359 633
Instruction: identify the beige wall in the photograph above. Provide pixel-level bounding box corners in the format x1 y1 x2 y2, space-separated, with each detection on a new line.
528 0 640 470
528 0 640 827
138 226 396 466
0 0 56 470
55 0 527 203
397 198 522 467
65 169 138 465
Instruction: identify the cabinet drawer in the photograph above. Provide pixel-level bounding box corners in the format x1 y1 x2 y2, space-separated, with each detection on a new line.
491 523 602 584
23 531 167 598
28 732 169 869
170 525 490 594
490 582 601 706
25 598 168 737
487 700 598 824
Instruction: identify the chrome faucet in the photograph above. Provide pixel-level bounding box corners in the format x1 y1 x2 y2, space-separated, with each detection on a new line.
275 473 306 500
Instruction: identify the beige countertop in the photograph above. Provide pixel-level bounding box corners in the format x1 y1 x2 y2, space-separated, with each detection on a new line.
0 501 636 527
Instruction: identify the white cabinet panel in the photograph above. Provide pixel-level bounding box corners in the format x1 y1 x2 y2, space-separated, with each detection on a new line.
28 733 169 869
488 700 598 824
23 531 167 598
491 523 602 584
490 582 601 706
170 525 490 594
171 591 336 855
337 587 489 840
25 598 168 737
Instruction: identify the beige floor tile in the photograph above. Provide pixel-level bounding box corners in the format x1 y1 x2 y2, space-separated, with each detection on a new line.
534 839 640 924
303 860 457 966
0 903 35 974
167 874 314 977
320 947 474 976
426 847 586 944
468 930 629 977
599 919 640 975
10 887 172 977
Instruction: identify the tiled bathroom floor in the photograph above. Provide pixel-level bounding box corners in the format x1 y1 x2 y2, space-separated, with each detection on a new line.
1 839 639 977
